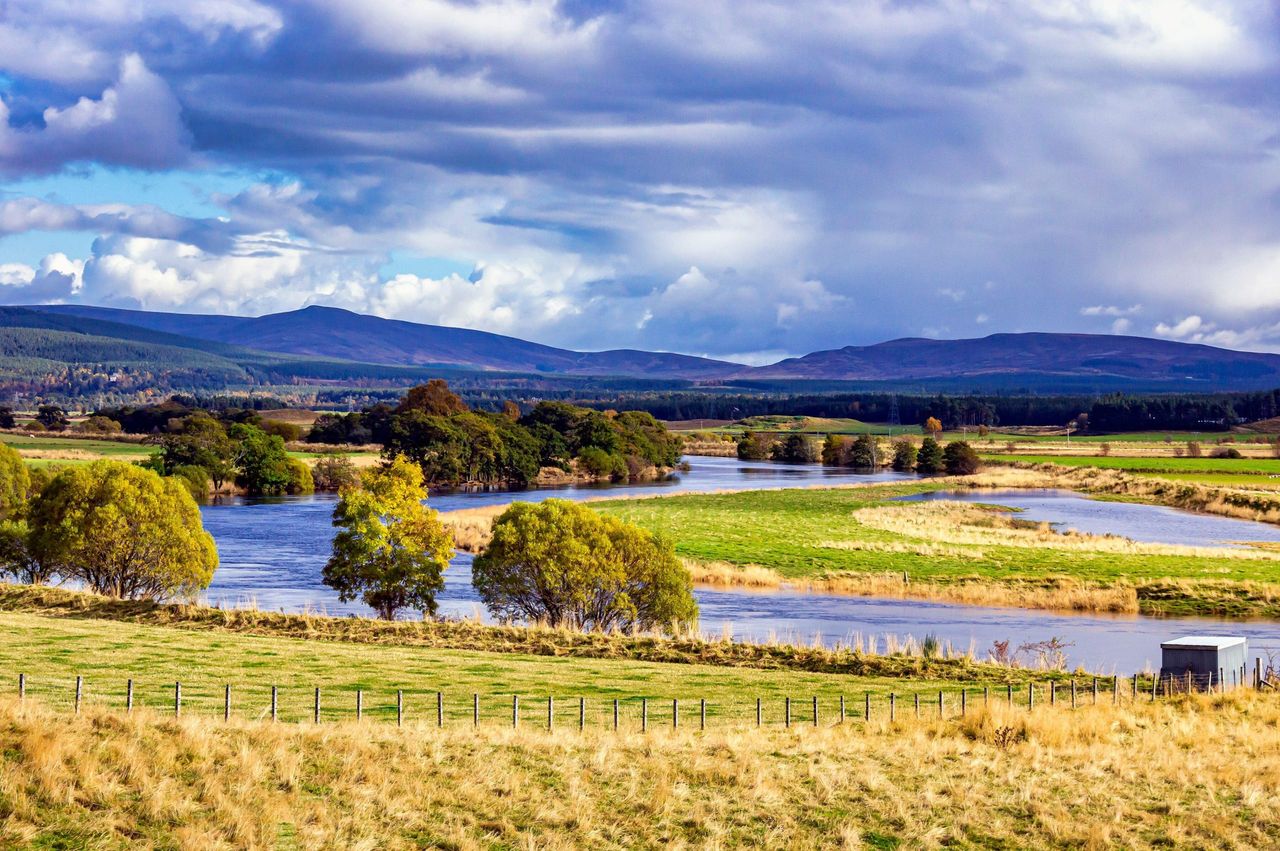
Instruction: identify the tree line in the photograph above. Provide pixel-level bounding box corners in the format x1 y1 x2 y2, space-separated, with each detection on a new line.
738 430 980 476
306 380 682 486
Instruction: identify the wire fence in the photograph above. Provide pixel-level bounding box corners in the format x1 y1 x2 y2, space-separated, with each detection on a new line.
8 669 1270 732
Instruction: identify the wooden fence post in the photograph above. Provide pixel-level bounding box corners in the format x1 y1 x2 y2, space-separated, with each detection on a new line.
938 690 944 719
396 690 403 727
548 696 554 731
437 692 443 728
865 692 871 722
914 693 920 719
580 697 586 732
756 697 761 727
1257 658 1262 690
889 692 896 723
224 685 231 722
960 689 966 717
356 689 363 721
839 695 845 723
641 697 647 732
1028 682 1034 710
614 698 619 731
315 688 321 724
126 679 133 714
1071 680 1077 710
174 681 181 718
983 686 989 707
672 698 678 730
17 673 24 701
271 686 278 722
474 693 479 727
1050 681 1056 707
785 697 791 728
1006 684 1012 705
1112 675 1118 705
1092 677 1098 705
812 696 818 727
75 675 82 714
512 695 518 728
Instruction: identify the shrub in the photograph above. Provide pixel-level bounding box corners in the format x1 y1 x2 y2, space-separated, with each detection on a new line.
312 454 360 491
473 500 698 633
168 465 210 500
1212 447 1242 459
942 440 981 475
77 415 122 435
27 461 217 600
1187 441 1202 458
849 434 878 468
261 420 303 442
578 447 628 480
821 434 851 466
915 437 944 474
286 458 315 494
772 433 817 464
230 424 293 496
736 431 774 461
36 405 68 432
324 457 453 619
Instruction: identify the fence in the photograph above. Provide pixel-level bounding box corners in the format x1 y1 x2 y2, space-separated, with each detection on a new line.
9 671 1271 732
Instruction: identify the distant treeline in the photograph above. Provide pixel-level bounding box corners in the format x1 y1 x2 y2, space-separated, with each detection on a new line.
575 389 1280 432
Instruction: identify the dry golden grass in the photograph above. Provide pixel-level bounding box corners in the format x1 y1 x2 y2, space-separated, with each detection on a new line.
800 573 1140 614
3 692 1278 848
681 558 782 588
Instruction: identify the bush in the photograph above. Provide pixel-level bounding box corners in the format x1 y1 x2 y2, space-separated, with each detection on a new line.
286 458 315 494
473 500 698 633
36 405 68 432
736 431 773 461
915 437 944 474
942 440 981 475
312 454 361 491
324 457 453 619
27 461 217 600
77 415 122 435
261 420 303 442
577 447 627 480
1212 447 1242 459
1187 441 1202 458
230 424 293 496
168 465 210 500
820 434 851 466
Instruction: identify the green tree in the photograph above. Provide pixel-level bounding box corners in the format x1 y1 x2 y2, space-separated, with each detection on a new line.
230 423 293 496
849 434 878 468
772 433 817 463
473 500 697 633
36 405 69 431
0 406 15 430
915 437 944 474
286 458 314 494
0 443 40 584
821 434 850 466
736 431 773 461
27 461 217 599
0 442 28 521
890 439 918 472
323 457 454 619
151 413 235 491
942 440 981 475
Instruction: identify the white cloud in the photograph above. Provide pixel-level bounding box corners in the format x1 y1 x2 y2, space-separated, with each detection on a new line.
1081 304 1141 317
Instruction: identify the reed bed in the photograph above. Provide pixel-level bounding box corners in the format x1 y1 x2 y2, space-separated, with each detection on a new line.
2 691 1277 848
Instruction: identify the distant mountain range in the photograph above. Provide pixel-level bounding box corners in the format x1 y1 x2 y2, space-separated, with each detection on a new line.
6 303 1280 393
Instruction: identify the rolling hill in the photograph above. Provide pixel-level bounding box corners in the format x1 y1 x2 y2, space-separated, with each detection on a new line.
10 304 1280 392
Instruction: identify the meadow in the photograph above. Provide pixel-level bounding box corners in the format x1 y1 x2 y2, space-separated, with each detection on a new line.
0 430 375 468
978 452 1280 475
589 479 1280 617
1 688 1276 848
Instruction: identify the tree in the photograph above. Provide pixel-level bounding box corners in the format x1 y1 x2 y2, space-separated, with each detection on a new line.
27 461 217 599
36 405 69 431
890 439 918 472
473 500 697 633
0 442 27 522
736 431 773 461
312 454 360 491
915 437 944 474
0 406 15 430
230 423 293 496
323 456 454 619
772 433 817 463
821 434 851 466
501 401 521 420
849 434 878 468
942 440 981 475
77 415 122 434
0 442 39 583
923 416 943 437
151 413 235 491
396 379 468 416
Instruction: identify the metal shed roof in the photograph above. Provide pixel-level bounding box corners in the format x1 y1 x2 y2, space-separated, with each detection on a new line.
1160 636 1246 650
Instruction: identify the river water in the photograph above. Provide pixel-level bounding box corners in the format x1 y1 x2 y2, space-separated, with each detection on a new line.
199 456 1280 673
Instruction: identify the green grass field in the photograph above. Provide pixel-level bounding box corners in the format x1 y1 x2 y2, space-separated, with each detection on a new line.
594 485 1280 617
0 607 997 728
980 452 1280 475
1 431 375 469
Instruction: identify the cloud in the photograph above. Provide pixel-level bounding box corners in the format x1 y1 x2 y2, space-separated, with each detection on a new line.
0 0 1279 356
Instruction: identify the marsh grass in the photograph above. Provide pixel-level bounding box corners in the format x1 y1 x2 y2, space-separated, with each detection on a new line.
2 691 1277 848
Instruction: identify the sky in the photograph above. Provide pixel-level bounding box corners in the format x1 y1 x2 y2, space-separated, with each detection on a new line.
0 1 1279 363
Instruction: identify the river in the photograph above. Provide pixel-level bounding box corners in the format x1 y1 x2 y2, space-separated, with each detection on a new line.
199 456 1280 673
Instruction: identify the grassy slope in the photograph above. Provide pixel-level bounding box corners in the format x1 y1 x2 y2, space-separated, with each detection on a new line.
1 692 1276 848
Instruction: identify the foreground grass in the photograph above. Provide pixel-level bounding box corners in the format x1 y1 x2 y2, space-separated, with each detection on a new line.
1 691 1277 848
594 480 1280 618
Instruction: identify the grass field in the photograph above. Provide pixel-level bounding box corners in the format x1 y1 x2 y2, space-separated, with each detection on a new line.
0 431 376 469
2 688 1276 848
591 482 1280 617
980 453 1280 475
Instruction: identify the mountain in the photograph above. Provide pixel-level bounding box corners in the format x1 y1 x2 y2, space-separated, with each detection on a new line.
14 305 1280 391
33 304 736 379
742 332 1280 388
